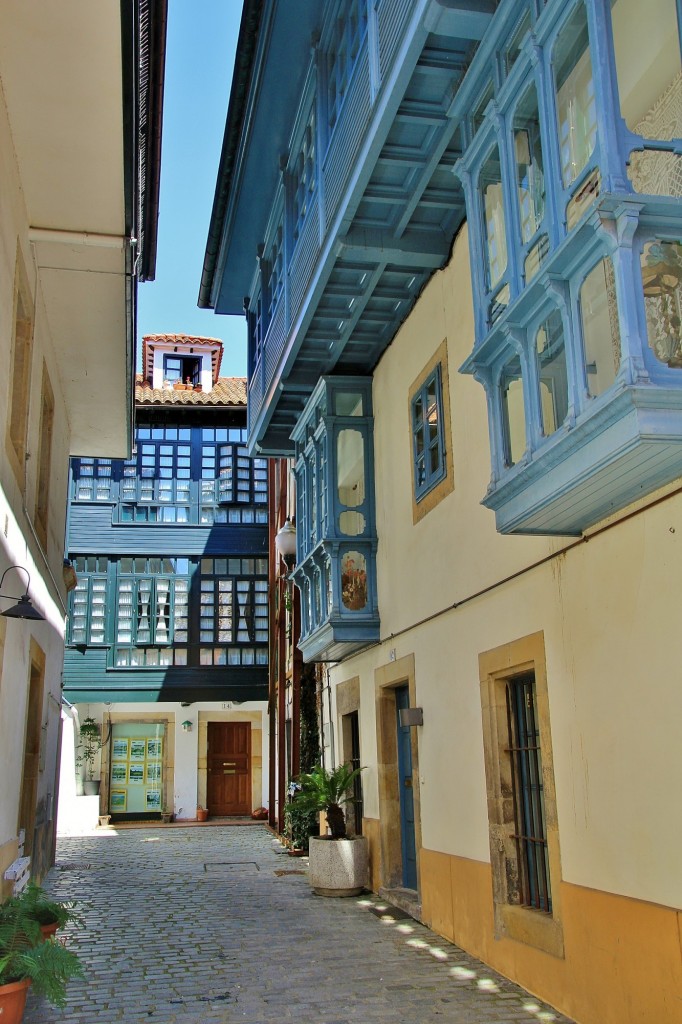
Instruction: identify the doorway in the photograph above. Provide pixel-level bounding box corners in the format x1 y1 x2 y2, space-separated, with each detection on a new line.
207 722 251 815
375 653 422 894
395 686 417 889
19 643 45 857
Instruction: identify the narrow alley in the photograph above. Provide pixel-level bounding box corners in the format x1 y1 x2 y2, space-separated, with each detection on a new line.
24 825 572 1024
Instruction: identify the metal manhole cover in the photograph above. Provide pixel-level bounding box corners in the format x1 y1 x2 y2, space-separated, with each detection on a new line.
203 862 260 874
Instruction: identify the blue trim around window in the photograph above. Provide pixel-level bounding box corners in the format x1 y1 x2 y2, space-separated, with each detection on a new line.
411 364 446 501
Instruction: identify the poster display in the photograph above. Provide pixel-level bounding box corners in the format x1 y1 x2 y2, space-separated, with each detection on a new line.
108 722 165 815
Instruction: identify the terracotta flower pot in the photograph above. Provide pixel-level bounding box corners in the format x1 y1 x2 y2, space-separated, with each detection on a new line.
39 921 59 940
196 807 208 822
0 978 31 1024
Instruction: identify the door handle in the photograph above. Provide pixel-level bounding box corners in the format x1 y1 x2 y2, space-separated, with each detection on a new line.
223 762 235 766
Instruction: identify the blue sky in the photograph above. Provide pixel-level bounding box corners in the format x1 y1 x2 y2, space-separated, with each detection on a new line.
138 1 246 376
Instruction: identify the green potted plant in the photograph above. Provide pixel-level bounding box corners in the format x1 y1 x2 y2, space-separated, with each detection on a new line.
77 716 101 796
1 883 83 940
0 888 84 1023
283 798 317 854
295 762 368 896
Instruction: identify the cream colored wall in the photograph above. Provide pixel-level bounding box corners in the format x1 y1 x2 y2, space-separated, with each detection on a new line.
329 222 682 912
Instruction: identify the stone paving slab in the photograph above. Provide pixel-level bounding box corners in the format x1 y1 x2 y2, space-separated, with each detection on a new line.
24 826 574 1024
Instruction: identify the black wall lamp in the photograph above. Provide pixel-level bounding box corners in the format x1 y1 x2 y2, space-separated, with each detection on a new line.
0 565 45 621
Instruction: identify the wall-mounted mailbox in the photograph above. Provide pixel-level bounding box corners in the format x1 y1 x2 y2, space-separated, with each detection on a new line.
399 707 423 728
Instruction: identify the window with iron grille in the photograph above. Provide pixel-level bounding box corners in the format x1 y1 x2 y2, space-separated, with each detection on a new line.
478 633 564 958
506 672 551 913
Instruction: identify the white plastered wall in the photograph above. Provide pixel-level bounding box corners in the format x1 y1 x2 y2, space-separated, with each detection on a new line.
59 701 269 829
0 69 73 873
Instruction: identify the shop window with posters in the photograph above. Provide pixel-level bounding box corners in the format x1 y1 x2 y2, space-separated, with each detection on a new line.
109 722 165 817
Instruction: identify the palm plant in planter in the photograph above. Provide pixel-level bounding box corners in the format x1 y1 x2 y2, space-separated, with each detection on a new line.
0 887 84 1022
295 763 368 896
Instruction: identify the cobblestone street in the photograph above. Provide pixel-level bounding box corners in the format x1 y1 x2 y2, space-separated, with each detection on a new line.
24 825 573 1024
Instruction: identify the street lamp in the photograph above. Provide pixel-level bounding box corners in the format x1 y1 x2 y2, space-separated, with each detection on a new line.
0 565 45 621
274 518 297 576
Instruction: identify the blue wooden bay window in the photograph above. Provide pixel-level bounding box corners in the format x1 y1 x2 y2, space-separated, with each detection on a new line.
292 377 379 662
456 0 682 535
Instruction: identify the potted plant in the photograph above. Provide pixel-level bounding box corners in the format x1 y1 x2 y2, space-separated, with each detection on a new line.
0 888 83 1022
77 717 101 796
283 799 317 854
294 762 368 896
0 883 83 940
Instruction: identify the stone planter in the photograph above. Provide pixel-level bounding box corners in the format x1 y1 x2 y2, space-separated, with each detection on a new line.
308 835 368 897
83 780 100 796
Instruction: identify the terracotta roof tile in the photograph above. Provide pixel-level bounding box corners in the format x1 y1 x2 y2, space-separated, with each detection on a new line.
135 374 246 407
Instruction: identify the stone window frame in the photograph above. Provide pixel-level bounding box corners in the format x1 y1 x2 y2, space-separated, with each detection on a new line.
478 631 565 959
408 339 455 524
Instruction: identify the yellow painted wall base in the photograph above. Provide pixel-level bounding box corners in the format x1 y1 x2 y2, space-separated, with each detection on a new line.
363 817 381 892
420 847 682 1024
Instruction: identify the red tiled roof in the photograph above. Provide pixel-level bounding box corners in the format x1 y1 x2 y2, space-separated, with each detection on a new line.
135 374 246 407
141 334 224 383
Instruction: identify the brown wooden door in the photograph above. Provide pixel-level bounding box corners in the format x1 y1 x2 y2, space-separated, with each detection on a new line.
207 722 251 815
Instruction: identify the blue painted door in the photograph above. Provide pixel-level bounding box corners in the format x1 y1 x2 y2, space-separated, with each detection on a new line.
395 686 417 889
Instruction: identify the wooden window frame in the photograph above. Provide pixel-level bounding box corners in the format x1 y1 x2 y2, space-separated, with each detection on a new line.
408 340 455 523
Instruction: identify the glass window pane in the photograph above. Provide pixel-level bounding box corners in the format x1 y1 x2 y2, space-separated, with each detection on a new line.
337 429 365 508
514 83 545 244
554 3 597 188
611 0 681 138
480 145 508 289
536 311 569 435
641 240 682 367
580 258 621 396
335 392 364 416
501 355 526 466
